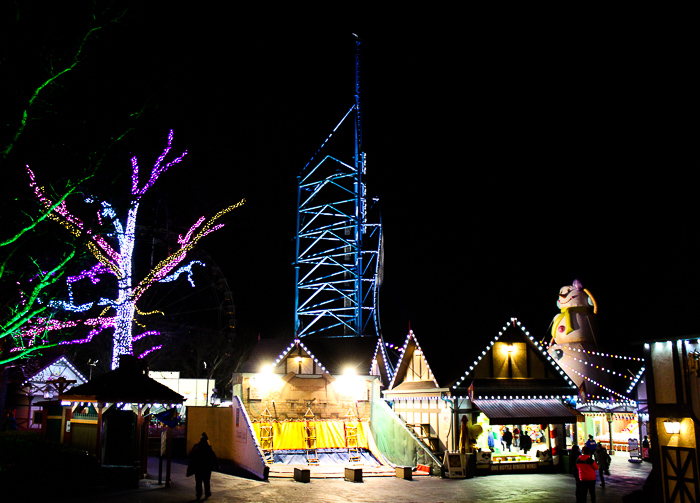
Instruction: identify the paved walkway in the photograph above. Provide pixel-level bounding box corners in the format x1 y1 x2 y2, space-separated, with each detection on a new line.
79 453 652 502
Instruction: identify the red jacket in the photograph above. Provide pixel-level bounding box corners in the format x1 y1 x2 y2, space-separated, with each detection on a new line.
576 454 599 481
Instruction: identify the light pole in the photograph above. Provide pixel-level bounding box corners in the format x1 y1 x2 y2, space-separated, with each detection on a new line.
88 359 99 380
203 361 209 407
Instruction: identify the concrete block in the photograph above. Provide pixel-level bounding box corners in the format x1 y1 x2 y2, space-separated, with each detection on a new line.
344 467 362 482
395 466 412 480
294 467 310 483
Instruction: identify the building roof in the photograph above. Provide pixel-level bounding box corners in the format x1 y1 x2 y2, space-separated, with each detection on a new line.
238 336 381 377
471 398 578 425
451 317 577 396
61 356 183 404
23 354 87 386
387 330 444 391
371 337 395 387
301 336 380 375
467 378 578 398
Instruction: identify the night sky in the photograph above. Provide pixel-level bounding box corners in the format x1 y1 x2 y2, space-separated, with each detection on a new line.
3 4 695 367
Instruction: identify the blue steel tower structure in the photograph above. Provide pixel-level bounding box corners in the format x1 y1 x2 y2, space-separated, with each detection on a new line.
293 37 382 339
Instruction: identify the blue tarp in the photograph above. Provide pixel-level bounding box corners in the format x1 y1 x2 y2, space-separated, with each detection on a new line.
271 448 381 466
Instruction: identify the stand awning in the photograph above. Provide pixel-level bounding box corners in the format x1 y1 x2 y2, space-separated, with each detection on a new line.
472 398 578 424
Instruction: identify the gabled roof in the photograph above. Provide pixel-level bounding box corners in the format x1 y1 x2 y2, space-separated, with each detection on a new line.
61 356 183 404
451 317 577 397
301 336 379 375
371 337 394 387
238 336 380 377
23 355 87 386
387 330 445 392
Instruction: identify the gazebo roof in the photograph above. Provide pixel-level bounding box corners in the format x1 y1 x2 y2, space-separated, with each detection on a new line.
61 356 183 404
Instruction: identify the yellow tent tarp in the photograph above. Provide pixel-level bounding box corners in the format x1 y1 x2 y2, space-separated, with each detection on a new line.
253 420 369 450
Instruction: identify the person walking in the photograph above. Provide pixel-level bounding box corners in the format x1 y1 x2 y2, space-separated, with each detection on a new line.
570 444 581 480
594 443 611 487
585 434 597 453
513 426 520 448
502 427 513 452
576 446 599 503
187 432 219 501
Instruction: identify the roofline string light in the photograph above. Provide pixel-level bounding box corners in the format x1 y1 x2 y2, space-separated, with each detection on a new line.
452 395 570 400
564 365 637 403
626 367 646 394
558 345 644 363
548 345 645 397
452 317 576 390
271 339 329 374
22 355 88 386
388 330 440 390
557 357 642 381
371 339 394 379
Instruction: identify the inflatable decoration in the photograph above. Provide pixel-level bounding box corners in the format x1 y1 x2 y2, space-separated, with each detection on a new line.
548 280 611 391
550 279 597 346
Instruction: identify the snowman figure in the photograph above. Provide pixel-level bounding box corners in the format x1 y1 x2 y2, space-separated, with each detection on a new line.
550 279 597 347
548 279 609 391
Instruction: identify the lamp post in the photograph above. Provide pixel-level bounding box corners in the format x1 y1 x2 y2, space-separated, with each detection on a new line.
88 359 99 380
202 362 212 407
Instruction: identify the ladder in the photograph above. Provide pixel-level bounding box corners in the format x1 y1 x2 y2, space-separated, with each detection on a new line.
304 406 319 465
260 406 274 464
345 408 361 463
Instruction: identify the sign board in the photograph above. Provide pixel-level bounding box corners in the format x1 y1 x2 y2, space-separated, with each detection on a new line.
444 452 465 478
491 462 539 472
628 438 642 461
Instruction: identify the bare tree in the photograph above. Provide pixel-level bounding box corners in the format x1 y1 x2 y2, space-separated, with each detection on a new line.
21 131 244 370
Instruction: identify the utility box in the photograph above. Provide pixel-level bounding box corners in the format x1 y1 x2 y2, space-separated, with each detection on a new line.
395 466 412 480
293 468 310 483
344 467 362 482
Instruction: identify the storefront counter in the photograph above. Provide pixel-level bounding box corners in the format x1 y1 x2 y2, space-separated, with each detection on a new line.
491 453 530 462
476 453 553 475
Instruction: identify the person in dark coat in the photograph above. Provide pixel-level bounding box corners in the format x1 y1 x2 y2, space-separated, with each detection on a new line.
520 431 532 454
585 434 597 453
502 427 513 452
594 443 611 487
187 432 219 500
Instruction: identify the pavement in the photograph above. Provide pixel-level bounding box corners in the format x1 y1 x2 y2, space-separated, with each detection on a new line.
77 453 653 503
